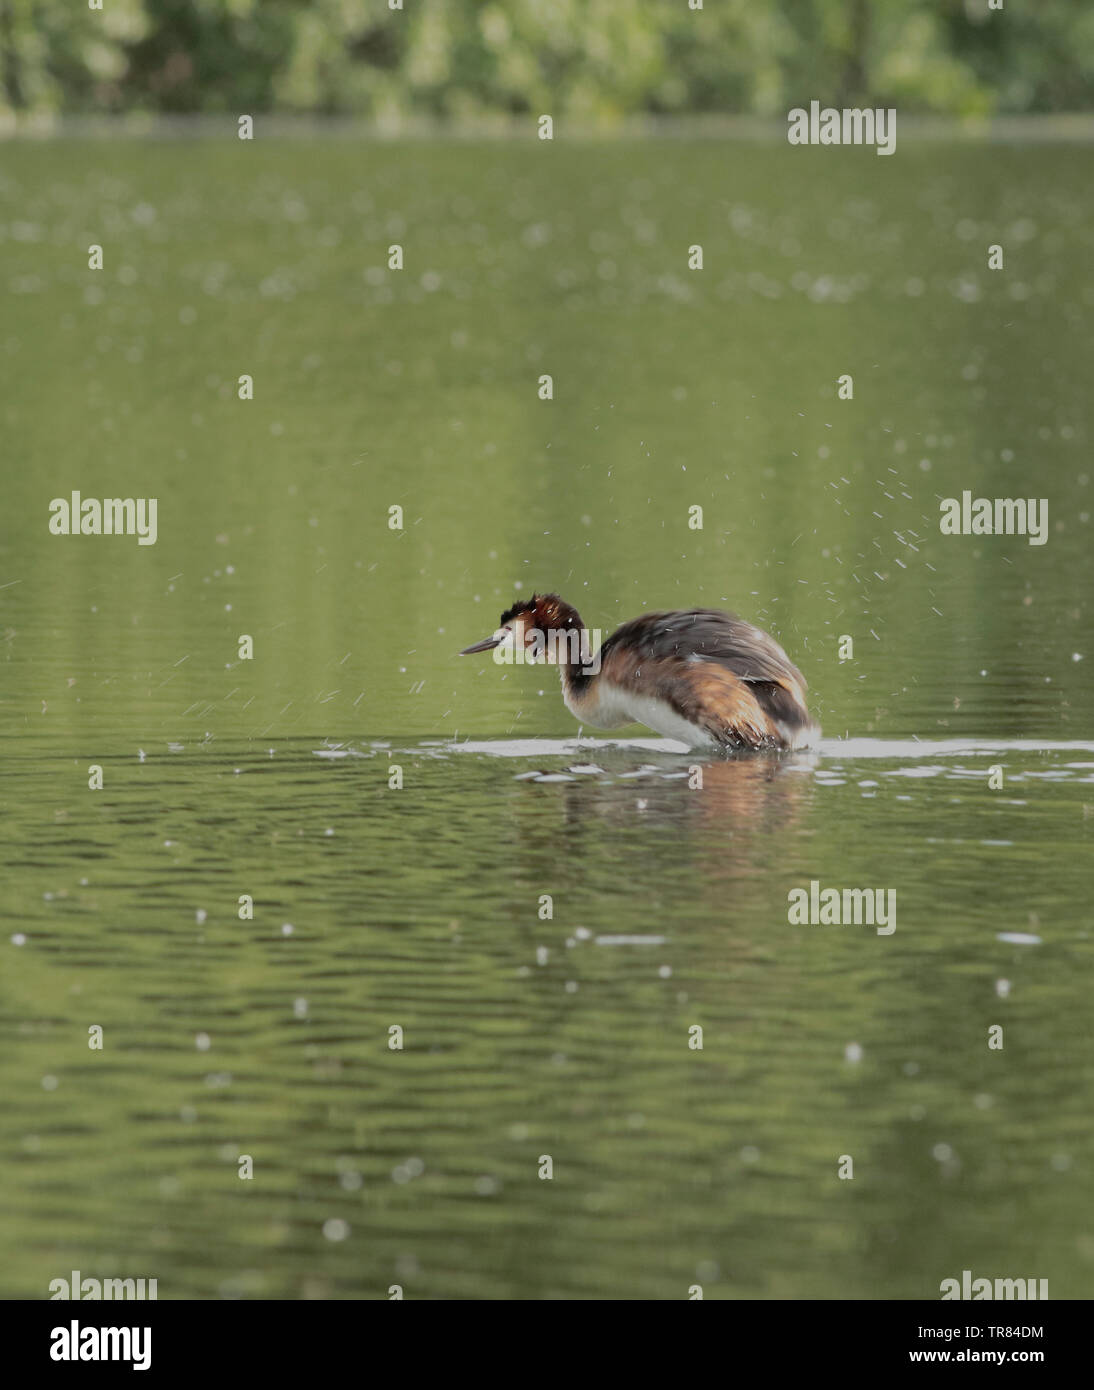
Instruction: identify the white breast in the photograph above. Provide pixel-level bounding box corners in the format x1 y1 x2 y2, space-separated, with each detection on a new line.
563 677 717 750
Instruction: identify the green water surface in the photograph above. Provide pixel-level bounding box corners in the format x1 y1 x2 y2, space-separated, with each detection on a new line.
1 135 1091 1299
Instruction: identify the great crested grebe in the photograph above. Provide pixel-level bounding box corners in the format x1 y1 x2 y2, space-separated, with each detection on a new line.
460 594 818 752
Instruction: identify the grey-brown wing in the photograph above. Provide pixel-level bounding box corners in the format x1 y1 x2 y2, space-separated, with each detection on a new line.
604 609 807 690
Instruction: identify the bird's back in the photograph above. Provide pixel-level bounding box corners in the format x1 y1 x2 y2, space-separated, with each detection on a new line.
595 608 815 749
602 608 804 685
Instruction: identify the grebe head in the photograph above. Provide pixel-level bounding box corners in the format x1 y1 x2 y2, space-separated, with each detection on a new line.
459 593 585 663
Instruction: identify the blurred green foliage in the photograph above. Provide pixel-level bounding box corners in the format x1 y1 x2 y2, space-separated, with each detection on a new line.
1 0 1092 121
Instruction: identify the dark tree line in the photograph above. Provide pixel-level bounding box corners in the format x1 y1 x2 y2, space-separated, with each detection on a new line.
0 1 1090 119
